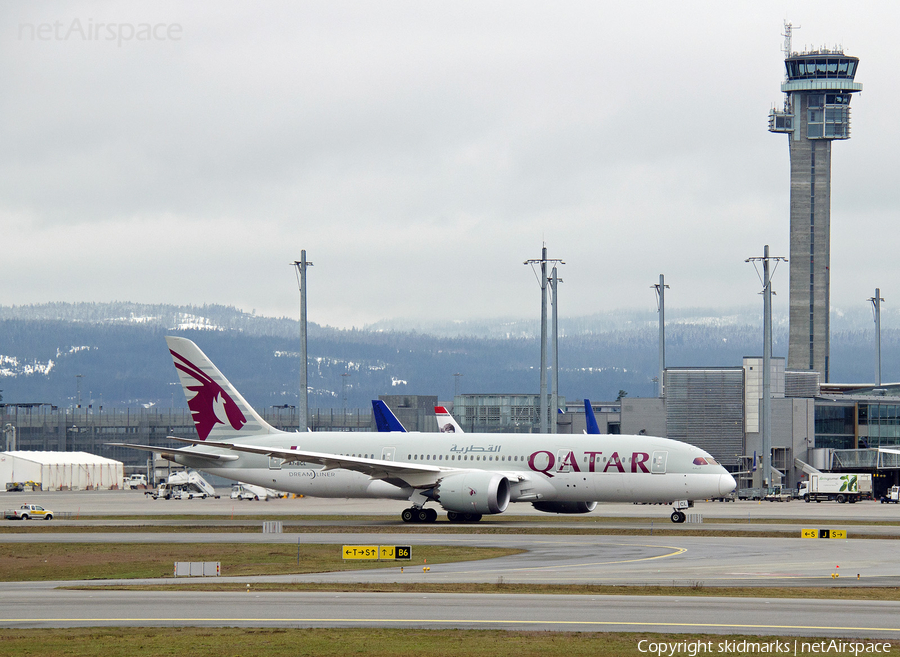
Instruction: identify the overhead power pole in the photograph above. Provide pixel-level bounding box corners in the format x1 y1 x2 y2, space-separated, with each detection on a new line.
746 245 786 489
292 252 313 432
551 265 561 433
870 288 885 386
525 246 563 433
653 275 670 398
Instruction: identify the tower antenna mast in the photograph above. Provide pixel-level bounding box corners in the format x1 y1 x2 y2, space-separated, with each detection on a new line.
782 20 799 60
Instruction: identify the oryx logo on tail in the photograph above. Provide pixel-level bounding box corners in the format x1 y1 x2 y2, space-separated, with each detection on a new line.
170 349 247 440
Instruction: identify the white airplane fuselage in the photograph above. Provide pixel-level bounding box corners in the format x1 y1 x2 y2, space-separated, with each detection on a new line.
172 430 735 505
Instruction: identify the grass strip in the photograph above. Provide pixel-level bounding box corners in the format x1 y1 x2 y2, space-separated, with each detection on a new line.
0 628 894 656
0 542 521 581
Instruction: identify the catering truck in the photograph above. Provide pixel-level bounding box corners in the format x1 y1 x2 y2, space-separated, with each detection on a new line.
800 473 872 503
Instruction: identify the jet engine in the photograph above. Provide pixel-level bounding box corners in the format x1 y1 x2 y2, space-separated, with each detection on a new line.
532 501 597 514
434 471 510 515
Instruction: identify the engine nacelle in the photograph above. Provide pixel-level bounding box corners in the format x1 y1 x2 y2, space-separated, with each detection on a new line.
532 501 597 514
434 471 510 515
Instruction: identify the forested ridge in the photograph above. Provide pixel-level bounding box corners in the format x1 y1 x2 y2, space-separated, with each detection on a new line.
0 302 896 410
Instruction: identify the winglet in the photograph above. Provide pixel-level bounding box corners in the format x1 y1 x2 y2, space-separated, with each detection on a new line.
372 400 407 432
584 399 601 435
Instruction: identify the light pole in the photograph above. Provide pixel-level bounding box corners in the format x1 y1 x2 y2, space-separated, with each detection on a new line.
746 245 786 489
292 252 313 432
525 245 563 433
653 275 670 398
869 288 885 386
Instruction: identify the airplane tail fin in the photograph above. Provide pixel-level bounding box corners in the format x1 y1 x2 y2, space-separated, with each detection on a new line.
372 400 407 432
435 406 464 433
584 399 601 435
165 336 278 442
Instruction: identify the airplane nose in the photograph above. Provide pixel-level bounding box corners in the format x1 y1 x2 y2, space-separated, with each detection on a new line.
719 473 736 496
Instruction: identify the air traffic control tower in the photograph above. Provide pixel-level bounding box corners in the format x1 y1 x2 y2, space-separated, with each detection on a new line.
769 24 861 382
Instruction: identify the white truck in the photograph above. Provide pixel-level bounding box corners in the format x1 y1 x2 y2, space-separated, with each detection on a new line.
230 483 271 501
880 485 900 504
4 503 53 520
125 474 148 489
800 473 872 503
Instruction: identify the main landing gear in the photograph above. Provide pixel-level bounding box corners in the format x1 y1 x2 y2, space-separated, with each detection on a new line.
399 508 484 523
401 507 437 523
446 511 482 523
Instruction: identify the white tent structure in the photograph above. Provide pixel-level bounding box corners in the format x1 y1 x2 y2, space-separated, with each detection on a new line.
0 451 123 491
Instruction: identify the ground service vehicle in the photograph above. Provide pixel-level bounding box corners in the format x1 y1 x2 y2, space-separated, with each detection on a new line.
125 474 148 489
881 485 900 504
800 473 872 503
764 486 792 502
230 483 272 500
145 469 219 500
4 503 53 520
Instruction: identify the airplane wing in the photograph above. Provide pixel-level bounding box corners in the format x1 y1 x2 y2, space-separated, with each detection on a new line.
106 442 240 462
168 436 449 487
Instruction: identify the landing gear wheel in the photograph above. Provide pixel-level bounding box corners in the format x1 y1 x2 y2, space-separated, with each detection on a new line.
462 513 483 522
425 508 438 523
401 508 415 523
671 511 686 523
416 508 431 523
447 511 460 522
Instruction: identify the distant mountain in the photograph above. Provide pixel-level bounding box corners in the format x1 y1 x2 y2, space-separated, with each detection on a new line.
0 302 896 411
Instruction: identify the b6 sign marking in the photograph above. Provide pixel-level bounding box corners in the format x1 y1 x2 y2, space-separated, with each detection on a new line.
342 545 412 560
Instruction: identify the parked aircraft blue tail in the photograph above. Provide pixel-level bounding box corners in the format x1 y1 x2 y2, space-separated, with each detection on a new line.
372 400 407 432
584 399 601 435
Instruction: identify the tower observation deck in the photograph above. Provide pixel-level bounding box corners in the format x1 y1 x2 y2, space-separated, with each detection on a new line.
769 40 862 383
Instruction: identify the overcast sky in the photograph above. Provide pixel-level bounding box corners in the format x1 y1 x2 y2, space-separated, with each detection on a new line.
2 1 897 328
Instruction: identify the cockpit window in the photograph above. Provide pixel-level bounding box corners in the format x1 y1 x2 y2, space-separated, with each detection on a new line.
706 457 718 465
692 457 709 466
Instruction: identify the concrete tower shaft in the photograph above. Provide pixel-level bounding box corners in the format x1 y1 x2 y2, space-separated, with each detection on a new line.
769 50 861 382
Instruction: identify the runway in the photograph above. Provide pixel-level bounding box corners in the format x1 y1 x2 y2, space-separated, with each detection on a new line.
3 589 900 638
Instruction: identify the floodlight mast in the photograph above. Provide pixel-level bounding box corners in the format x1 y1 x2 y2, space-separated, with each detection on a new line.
870 289 885 386
746 245 786 489
292 252 313 432
524 245 564 433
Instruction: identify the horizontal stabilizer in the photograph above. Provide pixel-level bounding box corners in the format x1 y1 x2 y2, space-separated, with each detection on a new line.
106 442 239 462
